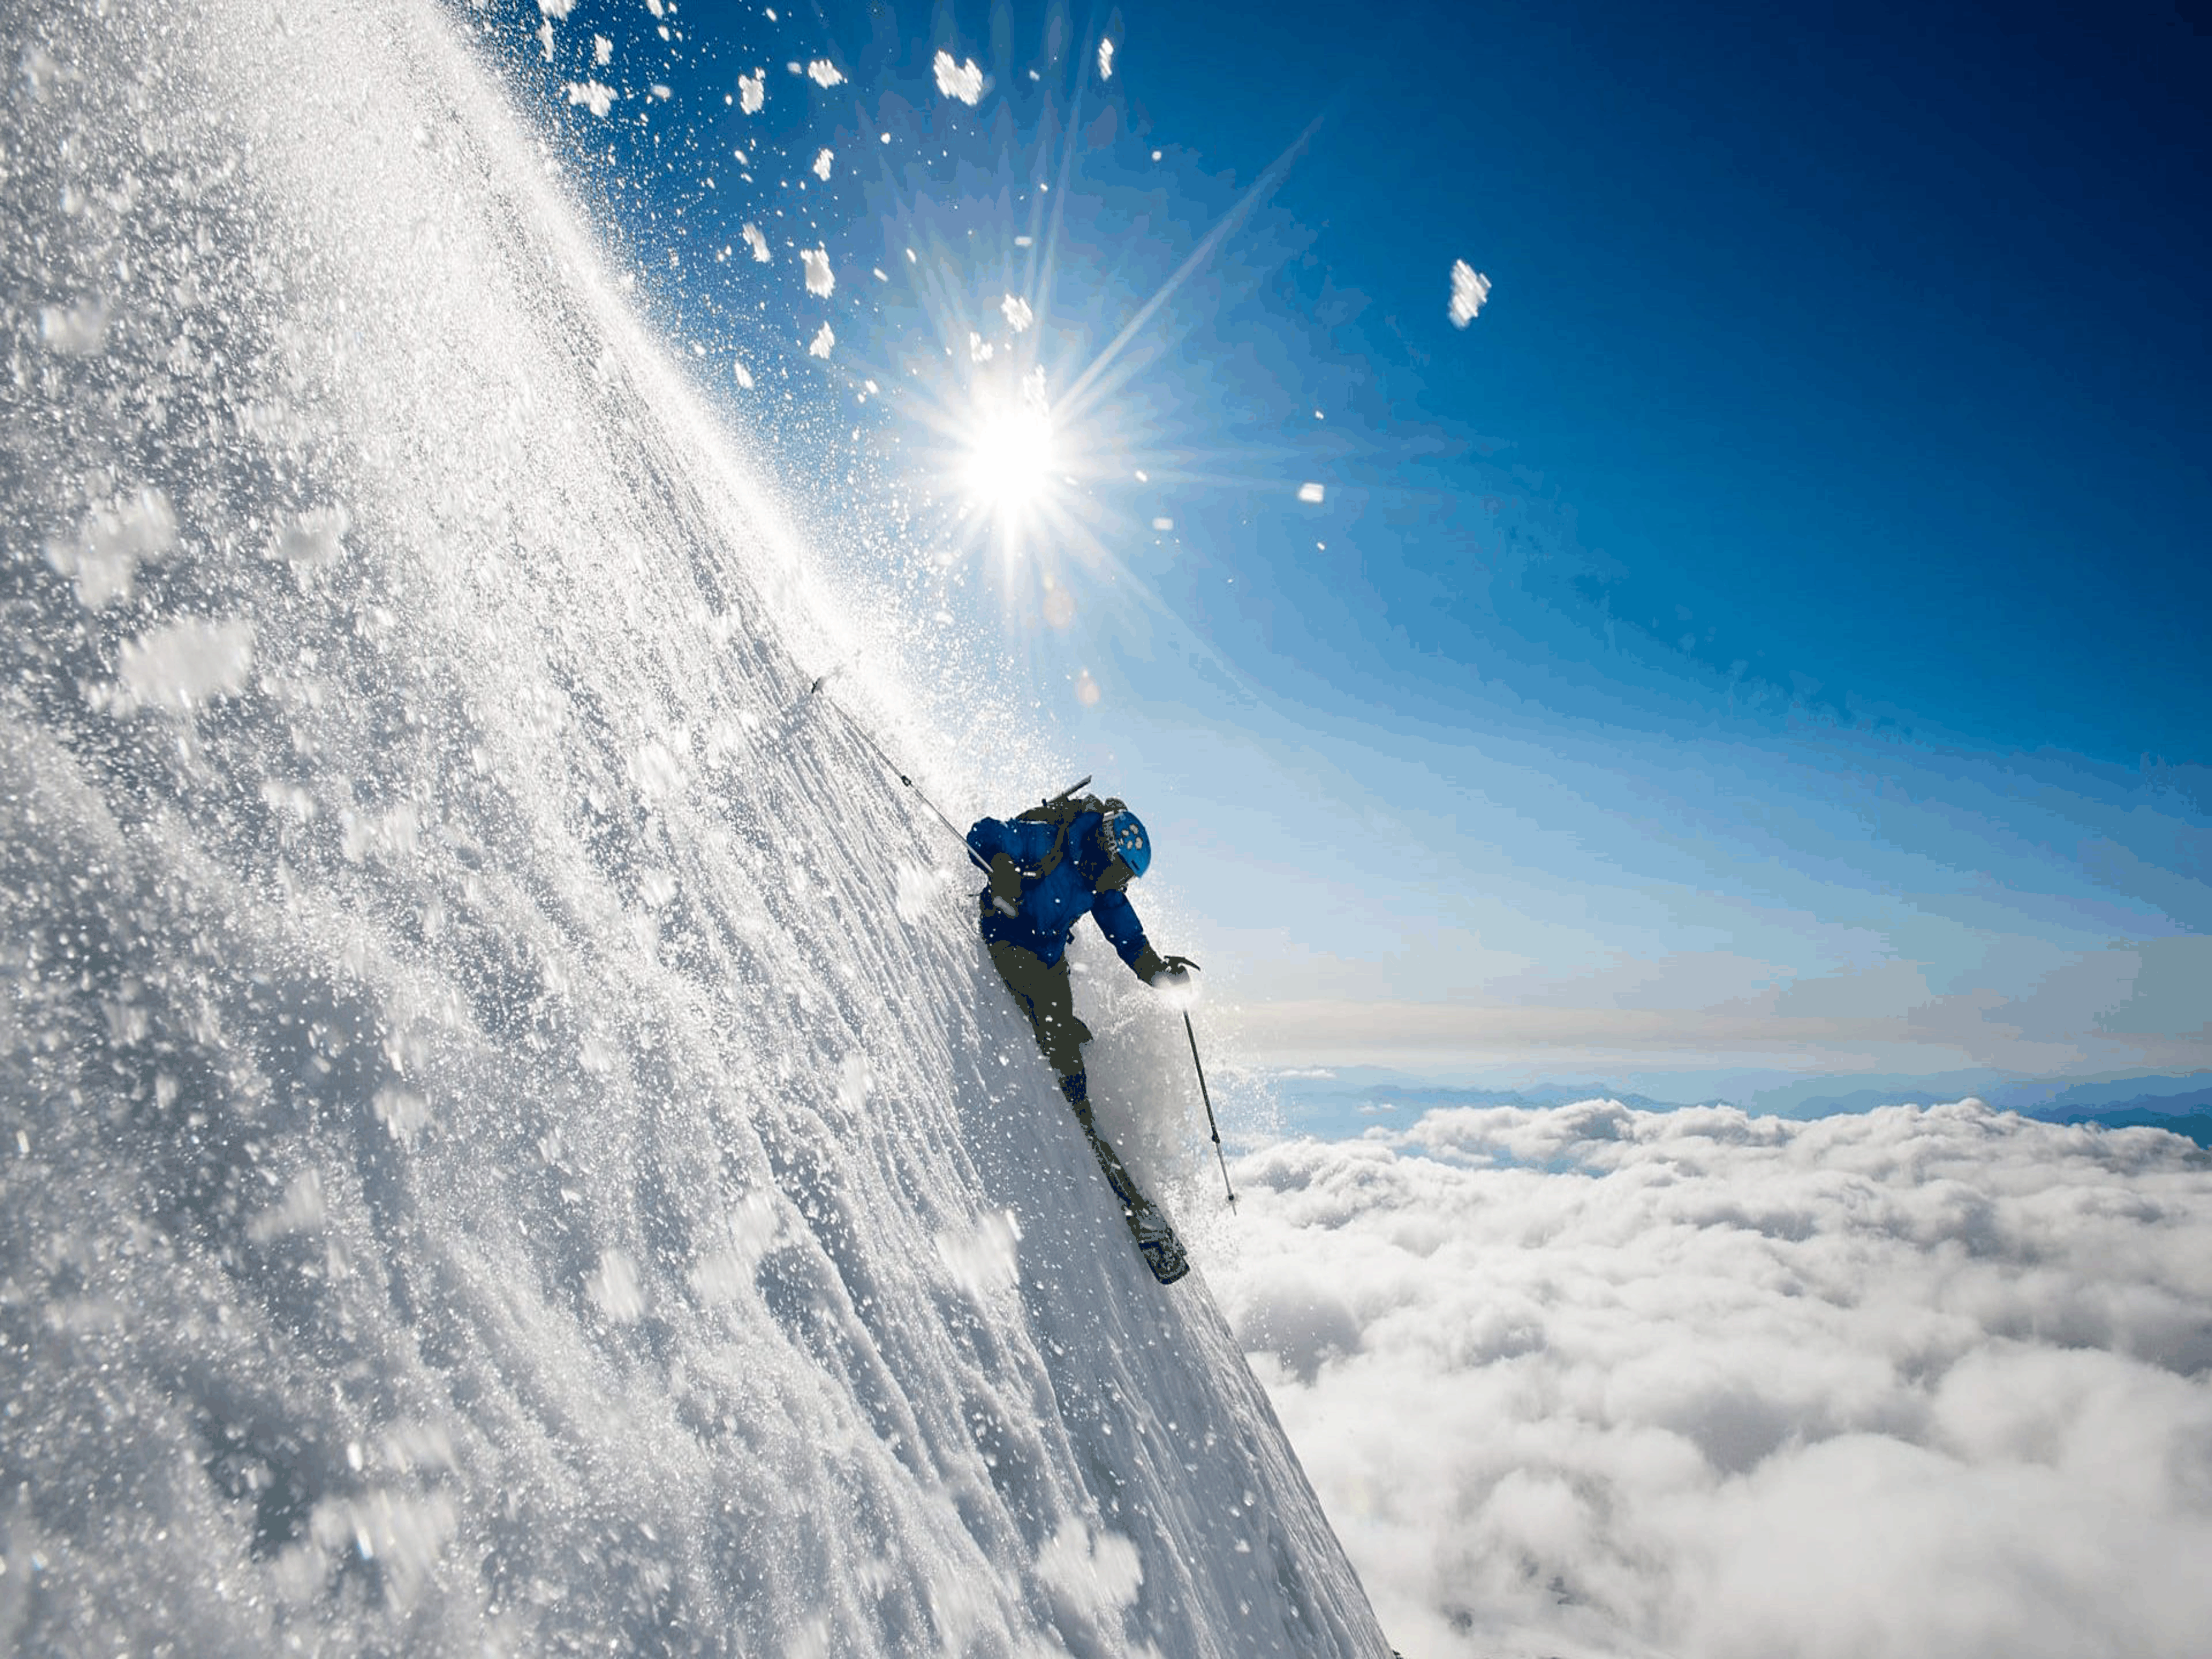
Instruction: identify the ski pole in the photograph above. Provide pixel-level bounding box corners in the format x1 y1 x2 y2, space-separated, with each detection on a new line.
802 672 977 862
1181 1009 1236 1207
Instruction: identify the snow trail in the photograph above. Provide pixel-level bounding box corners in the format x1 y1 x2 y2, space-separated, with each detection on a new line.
0 1 1389 1652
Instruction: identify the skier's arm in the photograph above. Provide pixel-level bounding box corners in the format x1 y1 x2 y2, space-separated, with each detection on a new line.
1091 888 1163 978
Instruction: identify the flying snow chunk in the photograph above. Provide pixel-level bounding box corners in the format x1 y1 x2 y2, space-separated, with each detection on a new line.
372 1086 430 1147
247 1169 327 1243
733 360 754 390
809 323 835 359
934 50 984 104
593 33 612 65
894 861 949 924
836 1054 873 1115
628 737 687 803
586 1250 647 1323
801 246 834 297
536 0 573 18
39 297 108 355
44 486 177 609
1152 517 1174 532
741 223 770 263
1099 38 1115 80
109 617 255 715
812 148 833 180
1036 1520 1144 1630
1297 481 1325 504
738 70 765 113
968 331 994 363
563 81 615 118
269 505 350 573
691 1192 785 1301
1001 292 1034 332
935 1209 1023 1300
806 59 844 87
1449 259 1492 326
307 1491 458 1612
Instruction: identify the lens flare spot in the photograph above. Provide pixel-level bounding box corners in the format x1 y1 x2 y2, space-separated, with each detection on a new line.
1075 669 1101 706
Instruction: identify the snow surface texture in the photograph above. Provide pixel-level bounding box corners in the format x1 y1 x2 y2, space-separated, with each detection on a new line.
0 2 1391 1654
1215 1099 2212 1659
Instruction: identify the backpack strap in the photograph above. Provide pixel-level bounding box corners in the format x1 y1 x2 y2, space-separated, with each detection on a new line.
1013 792 1127 880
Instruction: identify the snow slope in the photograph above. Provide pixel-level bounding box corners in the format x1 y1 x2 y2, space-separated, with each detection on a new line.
0 2 1391 1652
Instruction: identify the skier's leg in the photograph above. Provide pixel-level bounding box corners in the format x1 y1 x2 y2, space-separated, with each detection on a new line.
1068 1075 1187 1279
1059 1071 1153 1216
987 939 1182 1278
986 940 1092 1077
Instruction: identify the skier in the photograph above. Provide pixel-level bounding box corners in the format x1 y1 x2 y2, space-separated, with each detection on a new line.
967 790 1197 1283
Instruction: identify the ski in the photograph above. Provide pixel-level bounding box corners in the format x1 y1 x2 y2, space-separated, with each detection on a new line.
1126 1201 1191 1285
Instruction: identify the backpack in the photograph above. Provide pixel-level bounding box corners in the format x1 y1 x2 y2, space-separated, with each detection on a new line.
1012 776 1126 881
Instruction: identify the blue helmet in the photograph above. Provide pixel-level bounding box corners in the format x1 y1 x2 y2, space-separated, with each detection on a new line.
1099 809 1151 878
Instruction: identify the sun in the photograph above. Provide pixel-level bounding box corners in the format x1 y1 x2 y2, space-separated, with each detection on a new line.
960 398 1058 515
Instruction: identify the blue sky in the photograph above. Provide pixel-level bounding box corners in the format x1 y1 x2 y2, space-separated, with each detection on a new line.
490 0 2209 1101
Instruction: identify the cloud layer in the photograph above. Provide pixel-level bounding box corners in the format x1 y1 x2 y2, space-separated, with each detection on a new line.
1212 1100 2212 1658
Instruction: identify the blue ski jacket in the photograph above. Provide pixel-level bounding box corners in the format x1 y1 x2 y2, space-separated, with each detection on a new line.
966 810 1153 972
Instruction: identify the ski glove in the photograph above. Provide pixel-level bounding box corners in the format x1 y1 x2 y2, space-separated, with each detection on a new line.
1136 949 1200 990
987 852 1022 917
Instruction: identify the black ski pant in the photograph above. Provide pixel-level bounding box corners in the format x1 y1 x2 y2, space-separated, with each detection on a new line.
986 939 1093 1080
985 938 1152 1217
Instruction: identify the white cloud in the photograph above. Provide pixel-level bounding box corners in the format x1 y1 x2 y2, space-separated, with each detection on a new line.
1000 292 1033 332
808 323 834 359
1216 1100 2212 1659
806 59 844 88
933 50 983 105
800 246 834 297
1449 259 1491 327
741 223 770 264
738 70 765 114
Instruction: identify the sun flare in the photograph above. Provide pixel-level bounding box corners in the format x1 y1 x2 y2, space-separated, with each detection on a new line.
960 402 1058 514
